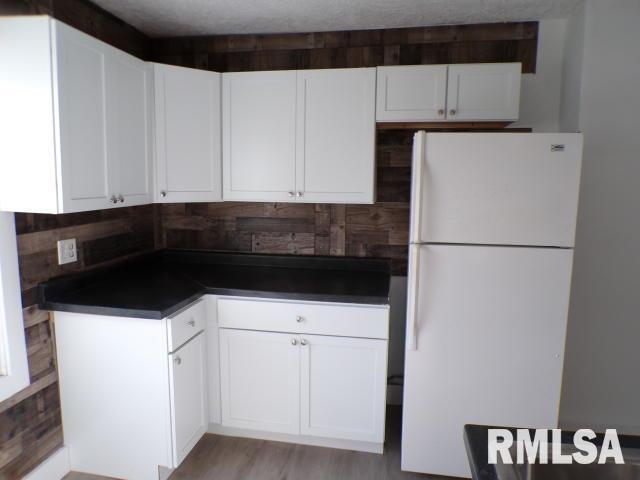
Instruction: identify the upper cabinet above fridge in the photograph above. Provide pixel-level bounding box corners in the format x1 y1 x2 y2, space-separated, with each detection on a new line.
0 16 152 214
376 62 521 123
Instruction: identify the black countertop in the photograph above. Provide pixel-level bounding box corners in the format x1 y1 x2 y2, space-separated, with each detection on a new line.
39 250 392 319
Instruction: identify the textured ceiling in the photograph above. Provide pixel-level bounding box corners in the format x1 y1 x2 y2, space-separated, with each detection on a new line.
92 0 582 37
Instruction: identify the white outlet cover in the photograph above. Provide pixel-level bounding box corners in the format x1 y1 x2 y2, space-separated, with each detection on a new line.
57 238 77 265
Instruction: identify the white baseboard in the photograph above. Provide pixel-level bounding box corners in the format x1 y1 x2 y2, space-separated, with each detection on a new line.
208 423 384 454
24 446 70 480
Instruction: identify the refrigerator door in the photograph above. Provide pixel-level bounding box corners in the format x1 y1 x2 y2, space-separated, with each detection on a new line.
414 133 582 247
402 244 573 477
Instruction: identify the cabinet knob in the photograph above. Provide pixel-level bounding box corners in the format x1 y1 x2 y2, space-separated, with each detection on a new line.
187 319 196 327
109 195 118 204
291 338 298 346
438 109 444 116
118 194 124 203
296 315 304 323
300 339 308 346
449 109 457 116
288 191 295 197
174 356 182 365
296 191 303 197
160 190 167 198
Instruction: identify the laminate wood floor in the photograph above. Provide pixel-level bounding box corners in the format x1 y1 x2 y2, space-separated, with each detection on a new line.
64 407 446 480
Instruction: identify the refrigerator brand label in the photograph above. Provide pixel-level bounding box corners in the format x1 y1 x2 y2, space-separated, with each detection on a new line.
488 428 624 465
551 144 566 151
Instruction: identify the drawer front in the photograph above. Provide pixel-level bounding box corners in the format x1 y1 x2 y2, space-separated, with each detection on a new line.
217 297 389 339
168 299 206 351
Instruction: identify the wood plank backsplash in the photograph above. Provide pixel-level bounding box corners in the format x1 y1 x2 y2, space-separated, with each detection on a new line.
158 130 413 275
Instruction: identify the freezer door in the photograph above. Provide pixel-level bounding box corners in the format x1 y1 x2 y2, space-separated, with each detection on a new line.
416 133 582 247
402 244 573 477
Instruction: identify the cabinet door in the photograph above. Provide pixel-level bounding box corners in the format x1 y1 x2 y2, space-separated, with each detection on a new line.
154 64 222 203
376 65 448 122
219 329 300 434
223 71 297 202
105 49 151 207
300 334 387 443
169 332 208 467
55 21 112 212
296 68 376 204
446 63 521 121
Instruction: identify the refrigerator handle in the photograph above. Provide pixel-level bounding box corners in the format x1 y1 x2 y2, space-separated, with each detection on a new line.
406 245 421 351
409 131 427 244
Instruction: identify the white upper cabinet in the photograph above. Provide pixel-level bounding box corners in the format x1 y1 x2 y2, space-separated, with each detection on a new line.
375 62 521 123
446 63 521 121
222 68 376 204
223 70 297 202
154 64 222 203
376 65 447 122
0 16 151 213
296 68 376 204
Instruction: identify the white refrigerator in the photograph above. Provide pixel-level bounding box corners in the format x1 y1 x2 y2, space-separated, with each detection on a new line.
401 132 583 478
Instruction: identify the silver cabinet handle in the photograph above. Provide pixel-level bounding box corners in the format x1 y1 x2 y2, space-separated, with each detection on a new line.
449 109 457 116
118 194 124 203
296 191 303 197
296 315 304 323
438 109 444 116
174 356 181 365
187 319 196 327
110 195 118 204
160 190 167 198
300 339 308 346
291 338 298 346
288 191 295 197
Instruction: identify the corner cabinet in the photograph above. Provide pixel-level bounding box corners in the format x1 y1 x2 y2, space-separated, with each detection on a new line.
376 62 521 122
54 300 208 480
222 68 376 204
153 63 222 203
0 16 151 214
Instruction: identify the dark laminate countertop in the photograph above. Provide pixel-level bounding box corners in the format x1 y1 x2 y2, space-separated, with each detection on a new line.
39 249 391 319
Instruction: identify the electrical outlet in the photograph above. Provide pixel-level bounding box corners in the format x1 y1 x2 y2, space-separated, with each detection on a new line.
57 238 77 265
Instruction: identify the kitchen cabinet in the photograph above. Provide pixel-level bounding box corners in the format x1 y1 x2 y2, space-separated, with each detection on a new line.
222 68 376 204
375 62 521 122
222 70 297 202
376 65 448 121
169 332 208 466
219 329 300 434
216 297 389 451
153 63 222 203
54 299 207 480
300 334 387 443
0 16 151 213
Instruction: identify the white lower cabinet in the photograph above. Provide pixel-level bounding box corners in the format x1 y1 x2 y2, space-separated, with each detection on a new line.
217 298 389 450
169 332 208 466
300 334 387 443
219 329 300 434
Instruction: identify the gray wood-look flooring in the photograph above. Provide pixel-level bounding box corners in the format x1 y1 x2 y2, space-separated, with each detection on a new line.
64 407 444 480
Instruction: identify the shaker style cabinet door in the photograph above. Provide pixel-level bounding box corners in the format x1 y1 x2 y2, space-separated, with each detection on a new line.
295 68 376 204
219 329 300 434
105 48 151 207
446 63 521 121
154 64 222 203
222 71 297 202
55 21 114 212
376 65 448 122
299 334 387 443
169 332 208 467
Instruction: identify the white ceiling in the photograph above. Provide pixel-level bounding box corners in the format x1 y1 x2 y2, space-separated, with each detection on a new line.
92 0 582 37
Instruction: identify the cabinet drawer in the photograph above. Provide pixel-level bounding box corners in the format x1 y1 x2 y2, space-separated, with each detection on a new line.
167 299 206 352
217 297 389 339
